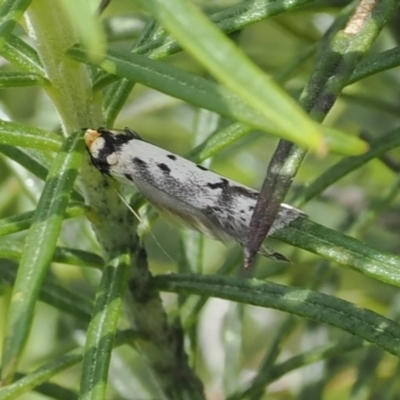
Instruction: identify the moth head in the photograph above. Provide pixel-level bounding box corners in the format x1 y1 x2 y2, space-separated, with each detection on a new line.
84 127 142 174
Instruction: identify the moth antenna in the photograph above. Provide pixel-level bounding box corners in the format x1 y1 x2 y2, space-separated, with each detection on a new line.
114 189 177 265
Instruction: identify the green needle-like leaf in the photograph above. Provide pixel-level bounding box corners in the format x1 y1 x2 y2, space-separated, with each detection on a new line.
230 336 365 399
0 0 33 51
0 330 138 400
296 127 400 206
1 132 84 383
69 47 366 155
349 46 400 85
0 240 103 269
0 202 86 237
188 122 367 163
79 252 130 400
0 71 48 88
0 35 44 74
0 145 50 182
0 120 62 151
58 0 106 60
138 0 323 150
274 218 400 287
153 274 400 357
0 259 93 323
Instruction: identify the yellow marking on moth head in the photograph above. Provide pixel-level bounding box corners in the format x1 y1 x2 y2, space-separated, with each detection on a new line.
84 129 101 151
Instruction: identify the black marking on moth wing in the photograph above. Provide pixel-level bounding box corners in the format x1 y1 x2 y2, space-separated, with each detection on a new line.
132 157 147 168
157 163 171 174
202 204 245 241
199 178 260 241
124 173 133 182
207 178 229 190
206 178 258 205
90 127 142 175
130 157 157 185
196 164 208 171
167 154 177 160
230 185 258 200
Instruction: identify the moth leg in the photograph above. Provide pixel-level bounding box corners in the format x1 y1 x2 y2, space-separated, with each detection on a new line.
258 245 290 263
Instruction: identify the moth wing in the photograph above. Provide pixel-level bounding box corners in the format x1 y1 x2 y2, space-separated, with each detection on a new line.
147 201 234 243
201 206 293 262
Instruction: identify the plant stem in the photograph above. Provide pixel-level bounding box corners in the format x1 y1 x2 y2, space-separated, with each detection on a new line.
24 2 204 397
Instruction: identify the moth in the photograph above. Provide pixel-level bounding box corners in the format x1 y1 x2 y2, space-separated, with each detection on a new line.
84 127 305 261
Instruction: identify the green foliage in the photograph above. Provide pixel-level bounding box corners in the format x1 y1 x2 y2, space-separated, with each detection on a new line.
1 0 400 399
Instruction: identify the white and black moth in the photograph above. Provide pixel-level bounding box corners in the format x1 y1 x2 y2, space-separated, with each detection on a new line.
85 127 305 261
